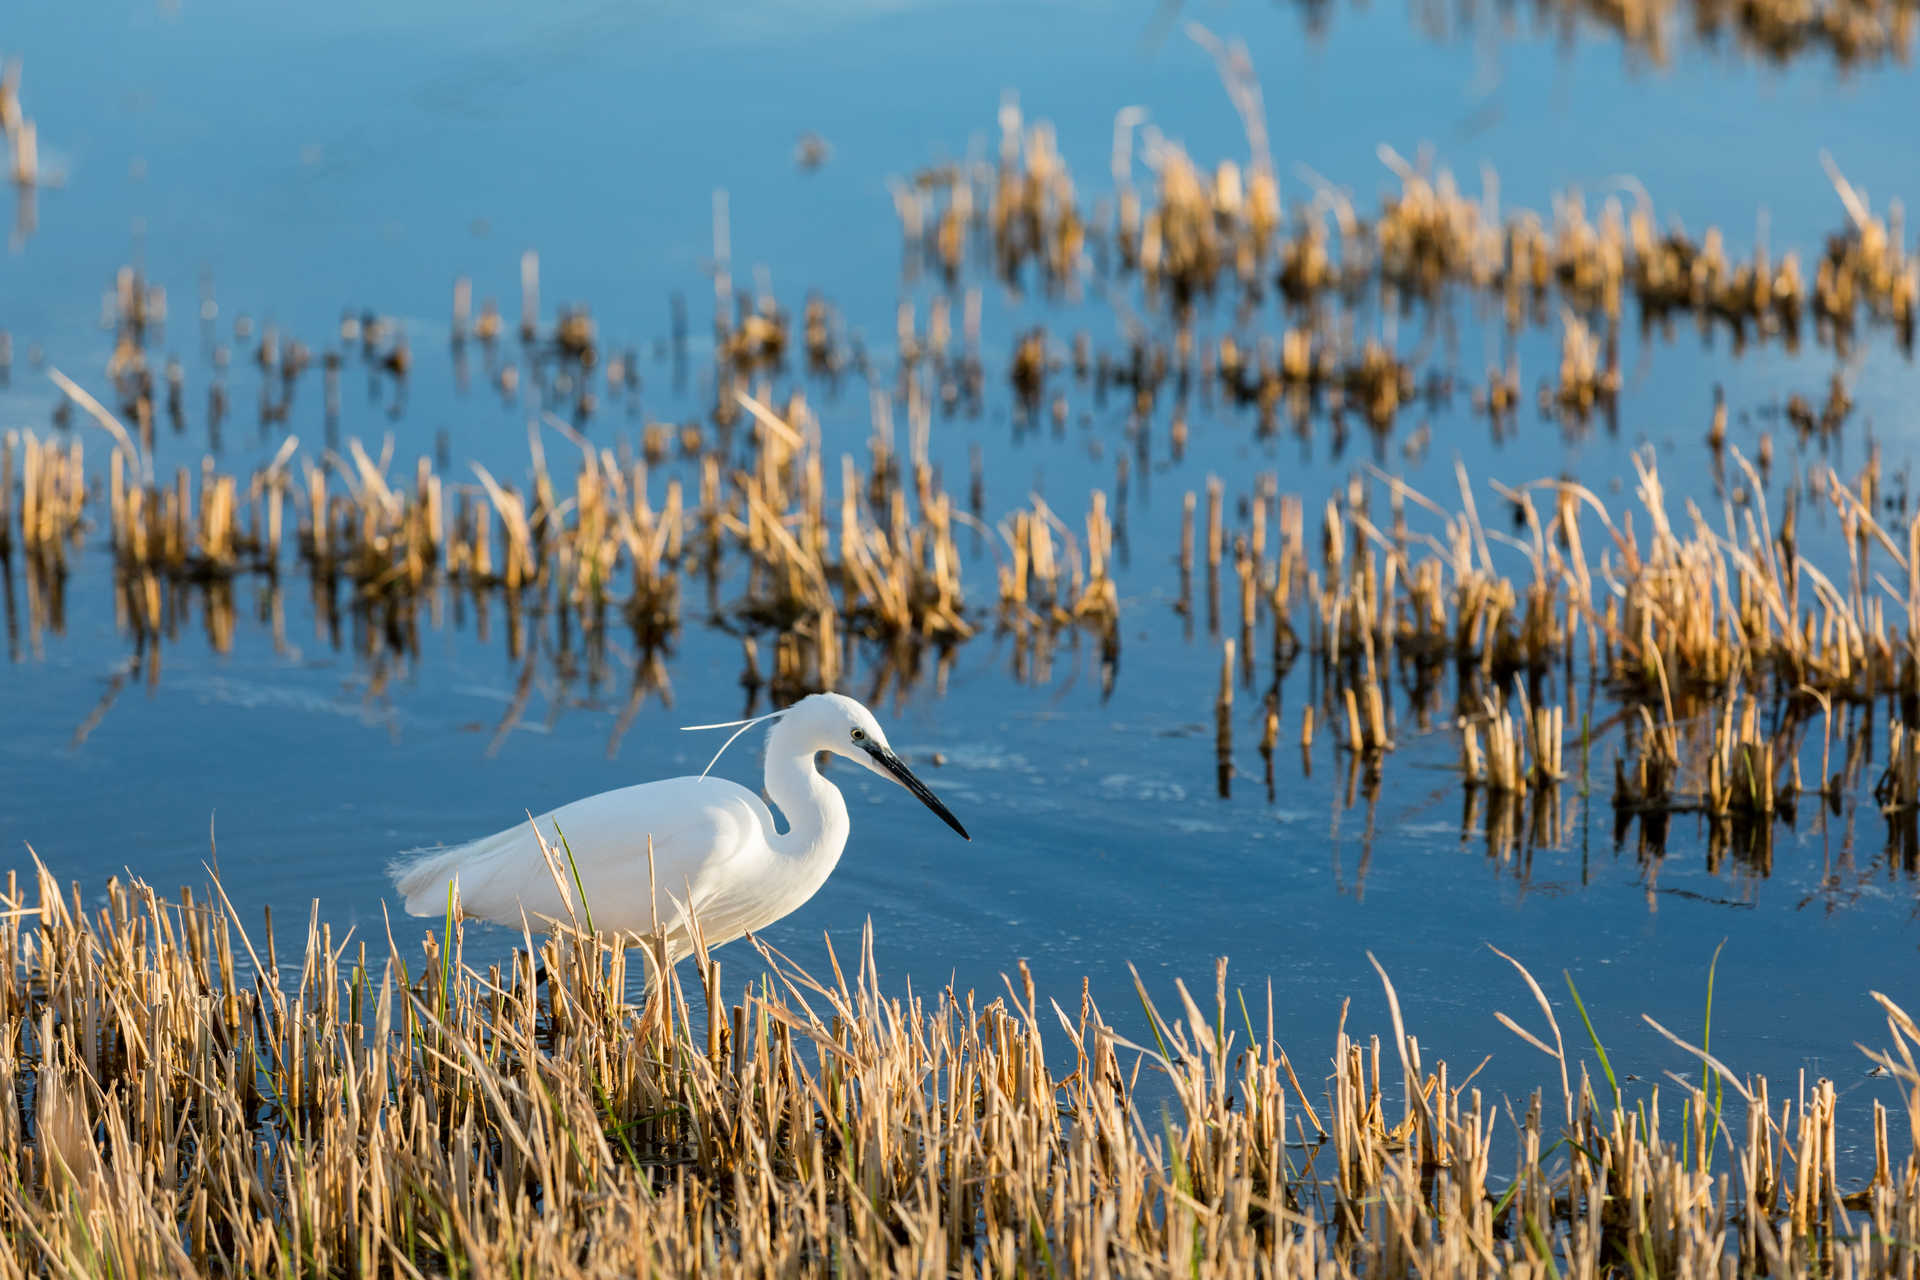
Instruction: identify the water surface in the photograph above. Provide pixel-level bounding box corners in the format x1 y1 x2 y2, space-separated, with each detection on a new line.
4 0 1918 1136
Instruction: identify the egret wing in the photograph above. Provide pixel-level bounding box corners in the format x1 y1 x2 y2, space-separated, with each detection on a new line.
396 776 775 942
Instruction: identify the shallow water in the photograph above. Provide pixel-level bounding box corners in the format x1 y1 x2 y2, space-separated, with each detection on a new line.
3 0 1919 1138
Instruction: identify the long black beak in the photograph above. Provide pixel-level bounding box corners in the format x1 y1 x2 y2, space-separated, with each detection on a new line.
864 743 970 840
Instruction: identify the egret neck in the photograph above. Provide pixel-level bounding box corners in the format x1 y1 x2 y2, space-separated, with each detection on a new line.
758 718 852 897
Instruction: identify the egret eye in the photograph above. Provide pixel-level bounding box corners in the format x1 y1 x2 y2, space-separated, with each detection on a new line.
851 728 866 742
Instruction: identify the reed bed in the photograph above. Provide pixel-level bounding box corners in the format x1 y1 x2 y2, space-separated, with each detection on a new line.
1 866 1916 1278
898 109 1914 430
18 359 1920 845
17 336 1920 858
5 74 1917 841
1182 436 1920 857
1414 0 1920 66
2 372 1120 701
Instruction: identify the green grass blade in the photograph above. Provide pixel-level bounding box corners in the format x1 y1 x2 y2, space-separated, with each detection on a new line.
1130 968 1175 1070
553 820 596 936
1524 1213 1564 1280
1563 971 1621 1116
1701 938 1727 1172
438 881 457 1037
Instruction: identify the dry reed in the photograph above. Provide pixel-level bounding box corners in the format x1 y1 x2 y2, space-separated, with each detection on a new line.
1 865 1916 1277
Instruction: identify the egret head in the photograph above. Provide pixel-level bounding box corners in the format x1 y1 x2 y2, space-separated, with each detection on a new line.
788 693 970 840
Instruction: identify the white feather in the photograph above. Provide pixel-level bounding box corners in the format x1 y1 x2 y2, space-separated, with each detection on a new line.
391 693 967 967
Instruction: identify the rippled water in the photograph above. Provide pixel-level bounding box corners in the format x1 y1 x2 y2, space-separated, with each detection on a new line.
3 0 1918 1124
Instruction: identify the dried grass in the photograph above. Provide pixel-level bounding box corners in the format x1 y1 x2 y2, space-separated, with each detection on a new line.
0 866 1914 1277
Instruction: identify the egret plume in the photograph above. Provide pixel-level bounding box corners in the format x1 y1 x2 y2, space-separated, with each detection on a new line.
681 710 786 777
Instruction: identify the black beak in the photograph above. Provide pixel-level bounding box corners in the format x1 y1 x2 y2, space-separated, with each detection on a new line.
864 743 970 840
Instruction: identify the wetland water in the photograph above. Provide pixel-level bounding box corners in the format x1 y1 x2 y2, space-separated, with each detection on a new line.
3 0 1919 1132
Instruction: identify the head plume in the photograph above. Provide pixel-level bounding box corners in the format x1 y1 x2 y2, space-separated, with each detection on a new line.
680 709 786 777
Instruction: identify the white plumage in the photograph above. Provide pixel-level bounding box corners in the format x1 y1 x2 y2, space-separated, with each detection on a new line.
392 692 969 963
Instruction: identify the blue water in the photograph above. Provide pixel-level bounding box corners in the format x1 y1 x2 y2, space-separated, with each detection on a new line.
3 0 1918 1138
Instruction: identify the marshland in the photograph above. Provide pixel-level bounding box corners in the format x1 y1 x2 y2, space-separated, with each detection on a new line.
4 0 1920 1274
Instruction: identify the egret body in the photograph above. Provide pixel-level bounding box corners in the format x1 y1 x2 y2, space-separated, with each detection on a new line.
392 692 968 961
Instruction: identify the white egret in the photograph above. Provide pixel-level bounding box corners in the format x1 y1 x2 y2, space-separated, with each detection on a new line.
392 692 968 962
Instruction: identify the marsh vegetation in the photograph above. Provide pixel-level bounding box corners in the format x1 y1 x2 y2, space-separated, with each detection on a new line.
4 2 1920 1273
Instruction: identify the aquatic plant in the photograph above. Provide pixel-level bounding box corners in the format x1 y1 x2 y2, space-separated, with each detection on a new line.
0 866 1915 1276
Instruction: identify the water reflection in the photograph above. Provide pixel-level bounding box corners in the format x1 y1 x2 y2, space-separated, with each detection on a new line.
2 0 1919 997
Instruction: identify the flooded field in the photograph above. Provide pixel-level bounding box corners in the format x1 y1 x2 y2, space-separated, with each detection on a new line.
4 0 1920 1271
